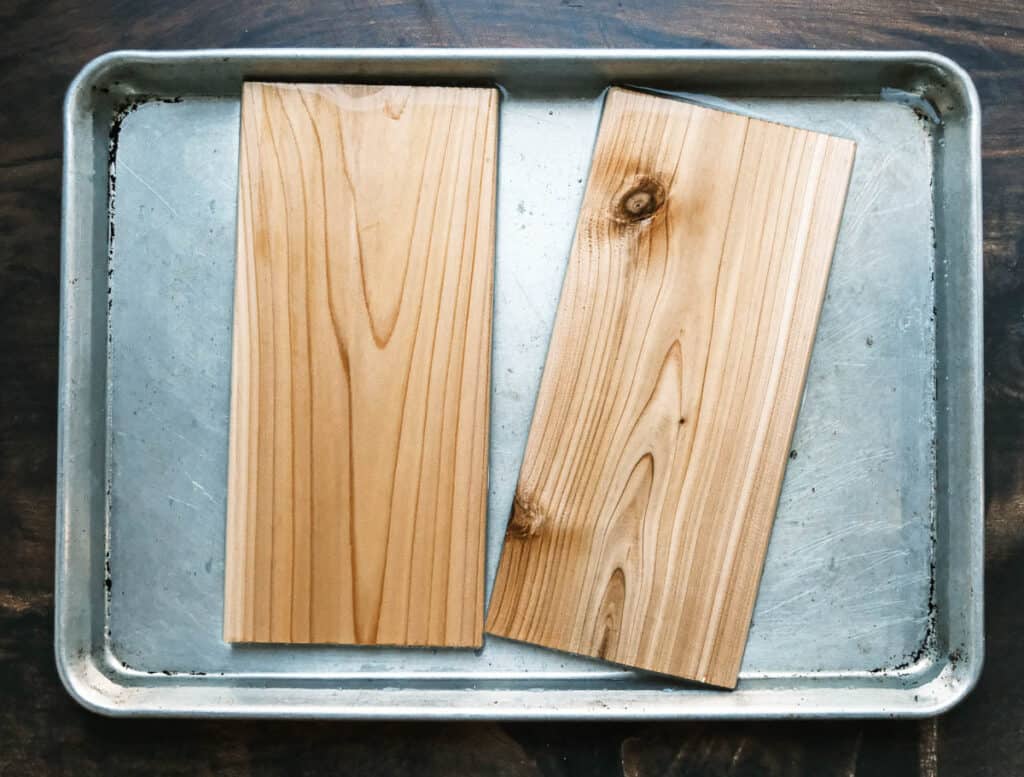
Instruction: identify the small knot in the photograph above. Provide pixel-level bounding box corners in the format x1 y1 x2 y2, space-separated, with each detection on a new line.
624 190 654 216
507 492 545 540
612 176 665 224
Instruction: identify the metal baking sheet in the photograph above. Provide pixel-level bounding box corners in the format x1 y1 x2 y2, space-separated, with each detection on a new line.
57 49 983 719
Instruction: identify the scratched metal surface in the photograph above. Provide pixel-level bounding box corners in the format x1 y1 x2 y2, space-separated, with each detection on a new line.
56 50 983 718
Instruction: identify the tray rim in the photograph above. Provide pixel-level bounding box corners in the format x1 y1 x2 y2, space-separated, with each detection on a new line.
56 47 983 719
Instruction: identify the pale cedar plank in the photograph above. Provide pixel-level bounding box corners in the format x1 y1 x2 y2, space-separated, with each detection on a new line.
224 82 497 646
485 88 855 687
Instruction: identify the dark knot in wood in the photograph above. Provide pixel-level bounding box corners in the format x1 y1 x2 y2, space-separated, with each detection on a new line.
507 492 545 540
612 176 665 224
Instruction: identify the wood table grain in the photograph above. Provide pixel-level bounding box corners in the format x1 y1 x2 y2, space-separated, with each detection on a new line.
1 1 1019 774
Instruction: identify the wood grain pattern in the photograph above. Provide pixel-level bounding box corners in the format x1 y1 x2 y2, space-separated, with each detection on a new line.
486 88 855 687
223 82 498 646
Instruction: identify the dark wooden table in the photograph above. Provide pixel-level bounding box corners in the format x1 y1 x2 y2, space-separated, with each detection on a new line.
2 1 1020 774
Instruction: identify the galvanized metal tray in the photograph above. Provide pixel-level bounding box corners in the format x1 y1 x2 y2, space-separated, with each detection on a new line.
57 49 983 719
